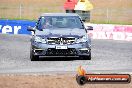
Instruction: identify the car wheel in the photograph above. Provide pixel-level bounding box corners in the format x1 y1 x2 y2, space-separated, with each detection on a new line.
30 47 39 61
76 75 87 85
82 56 91 60
80 53 91 60
88 53 91 60
30 52 39 61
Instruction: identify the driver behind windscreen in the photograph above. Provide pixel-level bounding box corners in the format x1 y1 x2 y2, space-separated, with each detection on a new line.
42 18 52 29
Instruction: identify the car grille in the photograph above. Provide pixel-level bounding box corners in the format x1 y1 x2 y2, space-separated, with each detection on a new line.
47 37 75 44
46 48 77 56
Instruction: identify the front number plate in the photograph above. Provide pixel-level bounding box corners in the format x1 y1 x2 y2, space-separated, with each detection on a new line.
56 46 68 49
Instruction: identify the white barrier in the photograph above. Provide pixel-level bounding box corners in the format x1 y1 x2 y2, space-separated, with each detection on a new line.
85 23 132 41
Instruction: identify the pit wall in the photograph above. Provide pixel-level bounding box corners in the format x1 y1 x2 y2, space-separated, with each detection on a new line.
85 23 132 41
0 19 132 41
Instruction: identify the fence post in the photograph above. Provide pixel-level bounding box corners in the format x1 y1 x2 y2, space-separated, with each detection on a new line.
19 3 22 19
106 8 109 23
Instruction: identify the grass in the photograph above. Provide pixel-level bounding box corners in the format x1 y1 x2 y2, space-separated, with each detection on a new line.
0 0 132 24
0 17 36 21
91 20 132 25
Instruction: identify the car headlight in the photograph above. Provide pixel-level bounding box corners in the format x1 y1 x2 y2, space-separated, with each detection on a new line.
76 35 88 43
34 36 46 43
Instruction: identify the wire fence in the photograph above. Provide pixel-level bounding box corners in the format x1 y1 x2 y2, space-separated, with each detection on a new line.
0 5 64 20
0 5 132 24
91 8 132 24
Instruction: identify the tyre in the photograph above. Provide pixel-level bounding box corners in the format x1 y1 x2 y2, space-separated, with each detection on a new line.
87 53 91 60
80 54 91 60
30 46 39 61
80 50 91 60
81 55 91 60
30 52 39 61
76 75 87 85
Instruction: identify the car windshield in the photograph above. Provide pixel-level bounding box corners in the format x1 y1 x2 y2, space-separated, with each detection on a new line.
39 16 84 29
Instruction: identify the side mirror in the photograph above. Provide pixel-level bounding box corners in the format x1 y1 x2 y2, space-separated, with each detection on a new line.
86 26 93 30
27 26 35 32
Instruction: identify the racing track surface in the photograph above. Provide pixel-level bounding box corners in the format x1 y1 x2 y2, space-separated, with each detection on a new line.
0 34 132 74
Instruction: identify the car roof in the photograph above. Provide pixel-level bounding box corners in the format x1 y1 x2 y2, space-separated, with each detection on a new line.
40 13 79 17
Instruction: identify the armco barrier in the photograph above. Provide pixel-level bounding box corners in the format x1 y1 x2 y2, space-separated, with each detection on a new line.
85 23 132 41
0 19 35 34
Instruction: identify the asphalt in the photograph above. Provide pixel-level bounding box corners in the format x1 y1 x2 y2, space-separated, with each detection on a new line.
0 34 132 74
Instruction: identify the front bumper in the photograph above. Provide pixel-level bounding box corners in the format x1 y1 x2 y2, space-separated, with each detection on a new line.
31 42 91 57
